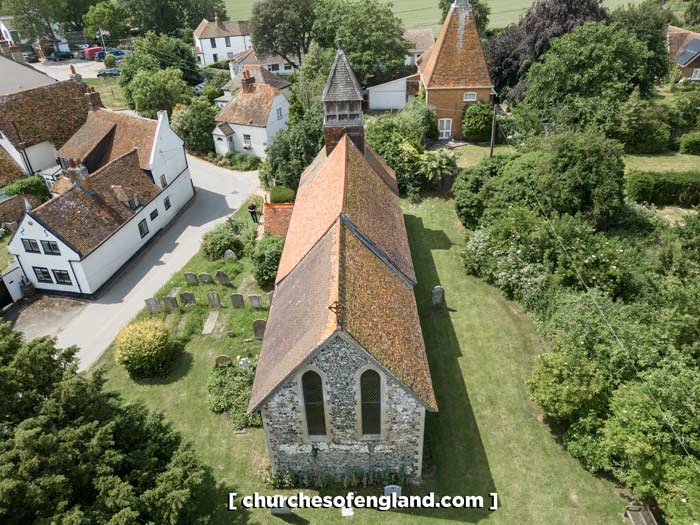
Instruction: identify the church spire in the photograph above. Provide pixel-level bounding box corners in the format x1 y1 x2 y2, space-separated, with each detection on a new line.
322 46 365 155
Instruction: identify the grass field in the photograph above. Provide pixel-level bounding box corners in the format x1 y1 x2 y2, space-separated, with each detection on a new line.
92 192 624 524
84 77 127 110
226 0 654 30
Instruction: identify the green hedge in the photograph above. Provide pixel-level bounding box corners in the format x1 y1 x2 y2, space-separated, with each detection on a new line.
625 169 700 206
679 131 700 155
269 186 295 203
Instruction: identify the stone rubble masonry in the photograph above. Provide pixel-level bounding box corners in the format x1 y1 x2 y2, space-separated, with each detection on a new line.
260 334 425 482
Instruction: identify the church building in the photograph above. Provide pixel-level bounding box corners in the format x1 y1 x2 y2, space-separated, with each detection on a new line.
248 48 437 482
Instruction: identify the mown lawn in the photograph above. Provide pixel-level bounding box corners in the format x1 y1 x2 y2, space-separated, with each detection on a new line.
624 151 700 173
453 143 514 168
84 77 127 110
92 191 625 523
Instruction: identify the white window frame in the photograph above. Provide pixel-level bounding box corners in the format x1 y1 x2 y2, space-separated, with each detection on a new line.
692 68 700 81
243 134 252 148
353 365 387 441
463 92 477 102
438 118 452 139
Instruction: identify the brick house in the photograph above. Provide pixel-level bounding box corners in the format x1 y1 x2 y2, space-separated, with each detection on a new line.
668 26 700 82
248 48 437 483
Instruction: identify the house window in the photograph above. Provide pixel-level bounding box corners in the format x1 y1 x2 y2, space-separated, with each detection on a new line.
212 53 218 62
276 107 283 120
269 63 279 72
243 134 252 148
463 92 477 102
210 38 216 48
159 174 167 188
40 240 60 256
438 118 452 139
52 269 72 285
284 64 293 71
693 69 700 80
150 209 159 221
138 219 149 238
21 238 40 253
164 197 171 210
360 369 382 435
33 267 52 283
225 37 230 47
129 196 141 210
301 370 326 436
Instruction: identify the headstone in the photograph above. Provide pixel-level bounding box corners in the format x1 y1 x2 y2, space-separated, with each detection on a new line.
168 287 179 297
215 355 232 366
199 272 214 284
207 290 221 308
248 294 263 309
215 270 231 286
431 285 445 307
145 298 161 314
179 292 196 305
384 485 401 497
184 272 198 285
253 319 266 339
224 249 237 260
267 291 274 306
238 356 252 369
230 293 245 308
202 310 219 335
163 295 179 313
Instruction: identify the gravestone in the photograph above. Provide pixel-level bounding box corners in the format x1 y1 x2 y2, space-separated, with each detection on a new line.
431 285 445 307
253 319 266 339
216 270 231 286
384 485 401 497
207 291 221 308
248 294 263 309
145 298 161 314
168 287 179 297
199 272 214 284
224 249 237 260
184 272 198 285
215 355 232 366
230 293 245 308
179 292 196 305
202 310 219 335
163 295 179 313
267 291 274 306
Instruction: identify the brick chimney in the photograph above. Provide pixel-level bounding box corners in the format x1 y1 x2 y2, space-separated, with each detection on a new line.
65 158 89 183
241 69 256 94
69 64 83 85
85 87 104 111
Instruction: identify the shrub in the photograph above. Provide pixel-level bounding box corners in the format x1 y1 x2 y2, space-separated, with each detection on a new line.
461 102 492 142
207 360 261 430
5 174 50 201
617 89 670 154
253 235 284 287
201 222 245 260
104 53 116 68
114 319 176 376
625 169 700 206
269 186 296 203
679 131 700 155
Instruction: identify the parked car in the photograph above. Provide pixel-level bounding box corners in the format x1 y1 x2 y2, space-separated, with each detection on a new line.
96 49 126 61
50 50 73 61
97 68 120 78
83 46 104 60
21 51 38 63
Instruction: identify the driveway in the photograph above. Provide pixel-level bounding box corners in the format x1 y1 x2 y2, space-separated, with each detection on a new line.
30 58 105 80
46 156 259 370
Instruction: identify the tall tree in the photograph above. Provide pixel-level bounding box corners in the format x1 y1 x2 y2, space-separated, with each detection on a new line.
687 0 700 25
62 0 99 30
129 68 190 117
250 0 316 69
83 1 128 40
118 0 180 34
4 0 59 41
313 0 409 84
438 0 489 36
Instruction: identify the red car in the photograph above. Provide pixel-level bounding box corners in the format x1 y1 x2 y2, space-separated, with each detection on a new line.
82 46 104 60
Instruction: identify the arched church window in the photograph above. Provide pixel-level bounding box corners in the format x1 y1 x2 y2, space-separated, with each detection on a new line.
302 370 326 436
360 369 381 435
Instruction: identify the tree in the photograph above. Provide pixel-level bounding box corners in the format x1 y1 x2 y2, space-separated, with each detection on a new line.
687 0 700 25
253 235 285 287
292 41 335 115
611 0 672 86
62 0 99 31
313 0 409 84
104 53 116 67
250 0 315 69
171 97 218 154
4 0 59 41
461 101 493 142
0 322 211 524
617 88 671 153
129 68 190 118
439 0 489 36
83 1 128 41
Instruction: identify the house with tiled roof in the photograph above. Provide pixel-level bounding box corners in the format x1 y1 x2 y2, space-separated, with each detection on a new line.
228 49 297 77
248 48 436 483
215 64 291 109
403 27 435 66
193 14 251 65
8 109 194 296
668 26 700 82
213 69 289 158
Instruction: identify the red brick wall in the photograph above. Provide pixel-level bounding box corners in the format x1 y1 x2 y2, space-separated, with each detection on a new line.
426 87 493 140
263 203 294 238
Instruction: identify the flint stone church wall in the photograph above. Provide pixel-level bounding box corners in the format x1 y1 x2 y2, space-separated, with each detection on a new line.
260 334 426 481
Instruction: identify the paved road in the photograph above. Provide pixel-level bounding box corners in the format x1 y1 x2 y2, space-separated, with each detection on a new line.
30 58 104 80
54 156 259 370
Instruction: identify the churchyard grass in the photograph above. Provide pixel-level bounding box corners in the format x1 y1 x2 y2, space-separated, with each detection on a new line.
84 77 127 110
91 190 625 523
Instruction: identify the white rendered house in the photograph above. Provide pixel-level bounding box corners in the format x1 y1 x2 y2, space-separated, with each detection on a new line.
9 110 194 296
193 16 251 65
213 71 289 158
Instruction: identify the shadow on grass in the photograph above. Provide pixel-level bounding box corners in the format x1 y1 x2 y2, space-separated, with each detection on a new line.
197 469 252 524
131 351 194 385
398 214 496 523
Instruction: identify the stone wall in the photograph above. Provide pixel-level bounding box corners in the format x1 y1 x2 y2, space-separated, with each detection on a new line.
261 333 425 482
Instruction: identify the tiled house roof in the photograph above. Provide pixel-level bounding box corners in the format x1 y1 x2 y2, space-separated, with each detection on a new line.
31 149 160 256
322 48 364 102
57 109 158 171
229 49 295 68
223 64 291 92
215 83 280 127
404 27 435 53
668 26 700 59
249 135 435 413
419 1 493 89
0 146 24 186
0 80 91 150
194 18 249 39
